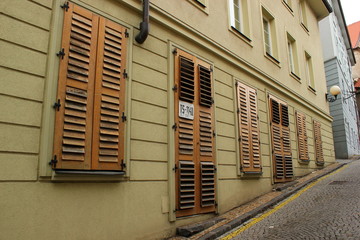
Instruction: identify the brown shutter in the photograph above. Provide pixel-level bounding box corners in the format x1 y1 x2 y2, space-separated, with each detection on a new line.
175 50 197 217
174 49 215 217
296 111 309 162
269 95 293 182
53 3 99 170
198 62 215 213
313 120 324 165
91 18 127 170
236 82 261 173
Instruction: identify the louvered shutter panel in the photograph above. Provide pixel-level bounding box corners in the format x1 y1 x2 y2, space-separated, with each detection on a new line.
313 120 324 165
53 3 99 170
175 50 196 217
91 18 127 170
269 96 293 182
236 82 261 173
296 112 309 161
281 104 293 179
198 62 215 213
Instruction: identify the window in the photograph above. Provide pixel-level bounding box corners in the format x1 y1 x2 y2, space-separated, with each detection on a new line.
174 49 216 217
195 0 206 6
295 111 309 162
262 7 279 62
300 0 309 31
305 52 315 91
229 0 250 39
51 3 128 171
313 120 324 165
269 95 293 183
236 82 261 174
287 33 300 79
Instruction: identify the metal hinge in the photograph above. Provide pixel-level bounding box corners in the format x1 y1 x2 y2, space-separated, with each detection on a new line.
172 48 177 55
172 123 177 131
49 155 58 168
235 82 238 87
210 66 213 72
53 99 61 111
211 97 214 104
172 84 178 91
124 29 129 38
237 108 240 113
121 160 127 168
121 112 127 122
213 131 216 137
61 2 69 11
238 137 241 142
57 48 65 59
173 165 178 172
123 69 128 79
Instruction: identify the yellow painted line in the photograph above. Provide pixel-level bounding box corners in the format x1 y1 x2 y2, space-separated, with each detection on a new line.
220 165 348 240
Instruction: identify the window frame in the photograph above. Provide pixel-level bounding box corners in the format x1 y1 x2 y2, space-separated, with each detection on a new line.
38 1 133 180
299 0 309 32
287 33 300 80
261 6 280 64
229 0 251 41
305 51 315 92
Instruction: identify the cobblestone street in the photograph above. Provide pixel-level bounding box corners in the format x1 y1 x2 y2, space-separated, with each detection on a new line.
219 160 360 240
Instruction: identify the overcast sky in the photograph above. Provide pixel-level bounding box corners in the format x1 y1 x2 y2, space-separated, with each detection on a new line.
340 0 360 25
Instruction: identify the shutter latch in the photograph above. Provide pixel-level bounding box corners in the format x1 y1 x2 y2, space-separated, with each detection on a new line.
124 29 129 38
53 99 61 111
213 131 216 137
172 165 178 172
49 155 58 168
172 123 177 131
121 112 127 122
57 48 65 59
61 2 69 11
172 84 178 92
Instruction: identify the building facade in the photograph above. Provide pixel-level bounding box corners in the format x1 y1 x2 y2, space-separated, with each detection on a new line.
0 0 334 239
319 0 360 159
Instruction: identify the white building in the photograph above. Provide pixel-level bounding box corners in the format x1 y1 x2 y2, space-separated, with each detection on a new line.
319 0 360 158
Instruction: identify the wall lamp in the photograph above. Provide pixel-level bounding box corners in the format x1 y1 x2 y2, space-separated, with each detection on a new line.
325 85 341 102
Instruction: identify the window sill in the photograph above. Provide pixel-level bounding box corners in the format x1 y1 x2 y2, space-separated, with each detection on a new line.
51 170 127 182
230 26 252 46
301 23 309 34
290 72 301 82
240 170 263 178
282 1 294 15
316 161 325 167
265 52 281 67
187 0 209 14
308 85 316 94
298 159 310 165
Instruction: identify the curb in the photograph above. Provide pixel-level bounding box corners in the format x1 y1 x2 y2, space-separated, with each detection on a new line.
177 162 347 240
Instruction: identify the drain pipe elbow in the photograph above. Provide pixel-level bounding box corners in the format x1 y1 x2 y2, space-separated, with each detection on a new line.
135 0 150 44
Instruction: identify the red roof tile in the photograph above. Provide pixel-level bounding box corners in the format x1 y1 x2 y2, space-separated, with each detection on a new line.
348 21 360 48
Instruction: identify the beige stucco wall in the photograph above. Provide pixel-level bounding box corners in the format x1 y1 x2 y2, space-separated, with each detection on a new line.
0 0 335 239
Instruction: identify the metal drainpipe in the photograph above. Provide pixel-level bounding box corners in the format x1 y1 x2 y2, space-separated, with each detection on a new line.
135 0 149 44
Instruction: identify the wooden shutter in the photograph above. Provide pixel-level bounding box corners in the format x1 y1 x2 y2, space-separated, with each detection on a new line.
175 50 196 217
198 62 216 214
91 18 127 170
313 120 324 165
269 95 293 182
53 3 99 170
174 49 215 217
236 82 261 173
296 111 309 162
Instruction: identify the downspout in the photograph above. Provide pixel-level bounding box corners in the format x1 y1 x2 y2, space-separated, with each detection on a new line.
135 0 149 44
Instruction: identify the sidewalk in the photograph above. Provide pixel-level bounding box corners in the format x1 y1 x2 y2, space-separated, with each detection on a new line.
169 158 356 240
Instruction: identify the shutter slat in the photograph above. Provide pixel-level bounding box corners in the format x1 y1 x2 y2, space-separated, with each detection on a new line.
179 161 196 210
200 162 215 207
314 120 324 165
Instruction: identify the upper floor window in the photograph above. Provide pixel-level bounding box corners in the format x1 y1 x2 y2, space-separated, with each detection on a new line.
262 7 279 63
229 0 250 39
287 33 300 79
300 0 309 32
305 51 315 91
